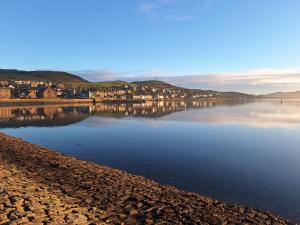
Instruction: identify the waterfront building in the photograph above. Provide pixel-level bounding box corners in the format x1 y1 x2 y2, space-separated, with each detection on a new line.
0 88 12 99
41 87 57 99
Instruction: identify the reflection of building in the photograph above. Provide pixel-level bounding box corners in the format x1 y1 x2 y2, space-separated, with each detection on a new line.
28 107 37 115
44 107 57 117
0 108 11 119
0 88 12 99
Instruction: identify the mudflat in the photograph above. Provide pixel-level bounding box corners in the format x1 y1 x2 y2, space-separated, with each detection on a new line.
0 133 294 224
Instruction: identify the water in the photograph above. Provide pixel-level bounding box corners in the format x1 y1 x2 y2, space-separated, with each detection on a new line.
1 100 300 222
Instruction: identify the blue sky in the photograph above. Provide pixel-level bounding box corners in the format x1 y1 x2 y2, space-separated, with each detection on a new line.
0 0 300 93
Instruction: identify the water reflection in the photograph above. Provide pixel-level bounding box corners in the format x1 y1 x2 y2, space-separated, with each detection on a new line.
1 100 300 128
0 100 228 128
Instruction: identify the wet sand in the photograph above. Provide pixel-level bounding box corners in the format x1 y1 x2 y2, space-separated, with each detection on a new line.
0 132 294 224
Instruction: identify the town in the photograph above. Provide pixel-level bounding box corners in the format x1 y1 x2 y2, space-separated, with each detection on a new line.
0 79 232 101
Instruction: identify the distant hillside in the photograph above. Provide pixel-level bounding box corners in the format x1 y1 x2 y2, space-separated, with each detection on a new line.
73 80 176 90
132 80 176 89
93 80 132 88
221 91 253 98
259 91 300 99
0 69 88 84
69 80 134 90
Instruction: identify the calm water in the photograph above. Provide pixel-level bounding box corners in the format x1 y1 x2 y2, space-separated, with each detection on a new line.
1 100 300 222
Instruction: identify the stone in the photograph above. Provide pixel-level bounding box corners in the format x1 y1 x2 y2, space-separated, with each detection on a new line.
129 209 139 216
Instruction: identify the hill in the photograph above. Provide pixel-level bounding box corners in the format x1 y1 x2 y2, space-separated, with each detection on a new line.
68 80 134 90
0 69 88 84
131 80 176 89
259 91 300 99
72 80 175 90
92 80 132 88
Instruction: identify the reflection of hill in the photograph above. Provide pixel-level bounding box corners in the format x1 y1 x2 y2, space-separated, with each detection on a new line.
0 106 91 128
259 91 300 99
0 116 87 128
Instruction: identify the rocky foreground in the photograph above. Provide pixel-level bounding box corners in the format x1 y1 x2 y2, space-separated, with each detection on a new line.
0 133 295 225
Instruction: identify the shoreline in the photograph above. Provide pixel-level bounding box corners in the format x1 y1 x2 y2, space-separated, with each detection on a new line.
0 97 250 106
0 132 294 224
0 98 96 106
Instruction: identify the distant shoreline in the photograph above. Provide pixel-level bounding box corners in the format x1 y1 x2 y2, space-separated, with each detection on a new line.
0 132 294 224
0 98 94 106
0 98 144 106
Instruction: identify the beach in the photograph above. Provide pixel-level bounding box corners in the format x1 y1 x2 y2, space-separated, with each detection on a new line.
0 132 294 225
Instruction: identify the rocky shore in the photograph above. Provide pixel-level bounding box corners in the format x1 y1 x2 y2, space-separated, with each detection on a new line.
0 133 295 225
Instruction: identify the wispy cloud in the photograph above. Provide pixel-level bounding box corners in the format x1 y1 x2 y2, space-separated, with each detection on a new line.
164 15 193 21
139 2 155 15
75 67 300 94
156 68 300 94
136 0 211 21
74 69 150 82
74 70 121 82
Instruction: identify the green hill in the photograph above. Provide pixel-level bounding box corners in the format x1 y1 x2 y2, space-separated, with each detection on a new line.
131 80 175 89
93 80 174 89
0 69 89 84
68 80 134 90
93 80 132 88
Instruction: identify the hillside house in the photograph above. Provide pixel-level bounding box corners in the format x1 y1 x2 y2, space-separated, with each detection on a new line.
28 89 38 99
56 89 63 98
115 89 126 95
0 81 9 87
95 90 105 99
0 88 12 99
78 90 89 99
30 81 39 88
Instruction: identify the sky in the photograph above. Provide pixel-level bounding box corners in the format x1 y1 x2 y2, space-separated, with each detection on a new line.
0 0 300 94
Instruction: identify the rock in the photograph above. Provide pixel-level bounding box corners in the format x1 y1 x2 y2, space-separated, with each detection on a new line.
9 195 16 202
129 209 139 216
8 210 20 220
